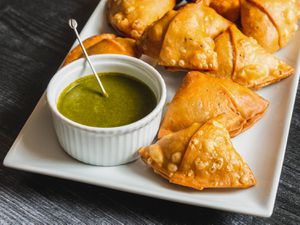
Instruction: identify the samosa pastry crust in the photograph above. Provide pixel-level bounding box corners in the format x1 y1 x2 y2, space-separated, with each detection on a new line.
138 3 231 71
158 72 269 139
241 0 300 52
188 0 240 21
63 34 140 66
137 10 177 59
107 0 176 39
206 0 241 22
140 123 201 179
211 25 294 89
140 118 256 190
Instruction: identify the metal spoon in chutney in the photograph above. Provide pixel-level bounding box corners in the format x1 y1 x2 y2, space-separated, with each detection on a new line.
57 73 157 128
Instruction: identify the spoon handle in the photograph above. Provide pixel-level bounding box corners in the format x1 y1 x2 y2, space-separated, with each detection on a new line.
69 19 108 97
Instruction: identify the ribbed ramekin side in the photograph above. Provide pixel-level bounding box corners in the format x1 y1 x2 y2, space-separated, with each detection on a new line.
51 111 162 166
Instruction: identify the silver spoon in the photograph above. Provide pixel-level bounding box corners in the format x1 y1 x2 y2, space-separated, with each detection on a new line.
68 18 108 97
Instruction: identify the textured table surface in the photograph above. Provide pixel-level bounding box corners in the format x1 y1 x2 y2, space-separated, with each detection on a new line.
0 0 299 224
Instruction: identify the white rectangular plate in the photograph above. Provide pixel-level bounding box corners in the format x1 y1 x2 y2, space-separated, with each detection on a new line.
3 0 300 217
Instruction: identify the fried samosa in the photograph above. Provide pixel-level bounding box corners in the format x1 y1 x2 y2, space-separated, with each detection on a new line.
211 25 294 89
192 0 241 21
140 118 256 190
138 3 231 71
158 72 269 139
241 0 300 52
209 0 241 22
107 0 176 39
63 34 140 66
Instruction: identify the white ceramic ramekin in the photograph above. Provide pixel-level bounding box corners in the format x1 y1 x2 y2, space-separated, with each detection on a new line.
47 54 166 166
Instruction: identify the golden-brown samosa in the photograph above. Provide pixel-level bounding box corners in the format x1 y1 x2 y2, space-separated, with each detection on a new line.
158 72 269 139
209 0 241 22
107 0 176 39
211 25 294 89
63 34 140 65
138 3 231 71
241 0 300 52
140 118 256 190
194 0 241 21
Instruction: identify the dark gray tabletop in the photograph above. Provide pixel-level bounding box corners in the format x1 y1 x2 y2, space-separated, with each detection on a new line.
0 0 299 224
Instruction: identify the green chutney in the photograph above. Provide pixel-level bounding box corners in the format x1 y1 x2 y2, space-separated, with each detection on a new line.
57 73 157 127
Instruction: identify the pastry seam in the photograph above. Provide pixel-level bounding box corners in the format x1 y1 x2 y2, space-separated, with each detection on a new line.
245 0 281 48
